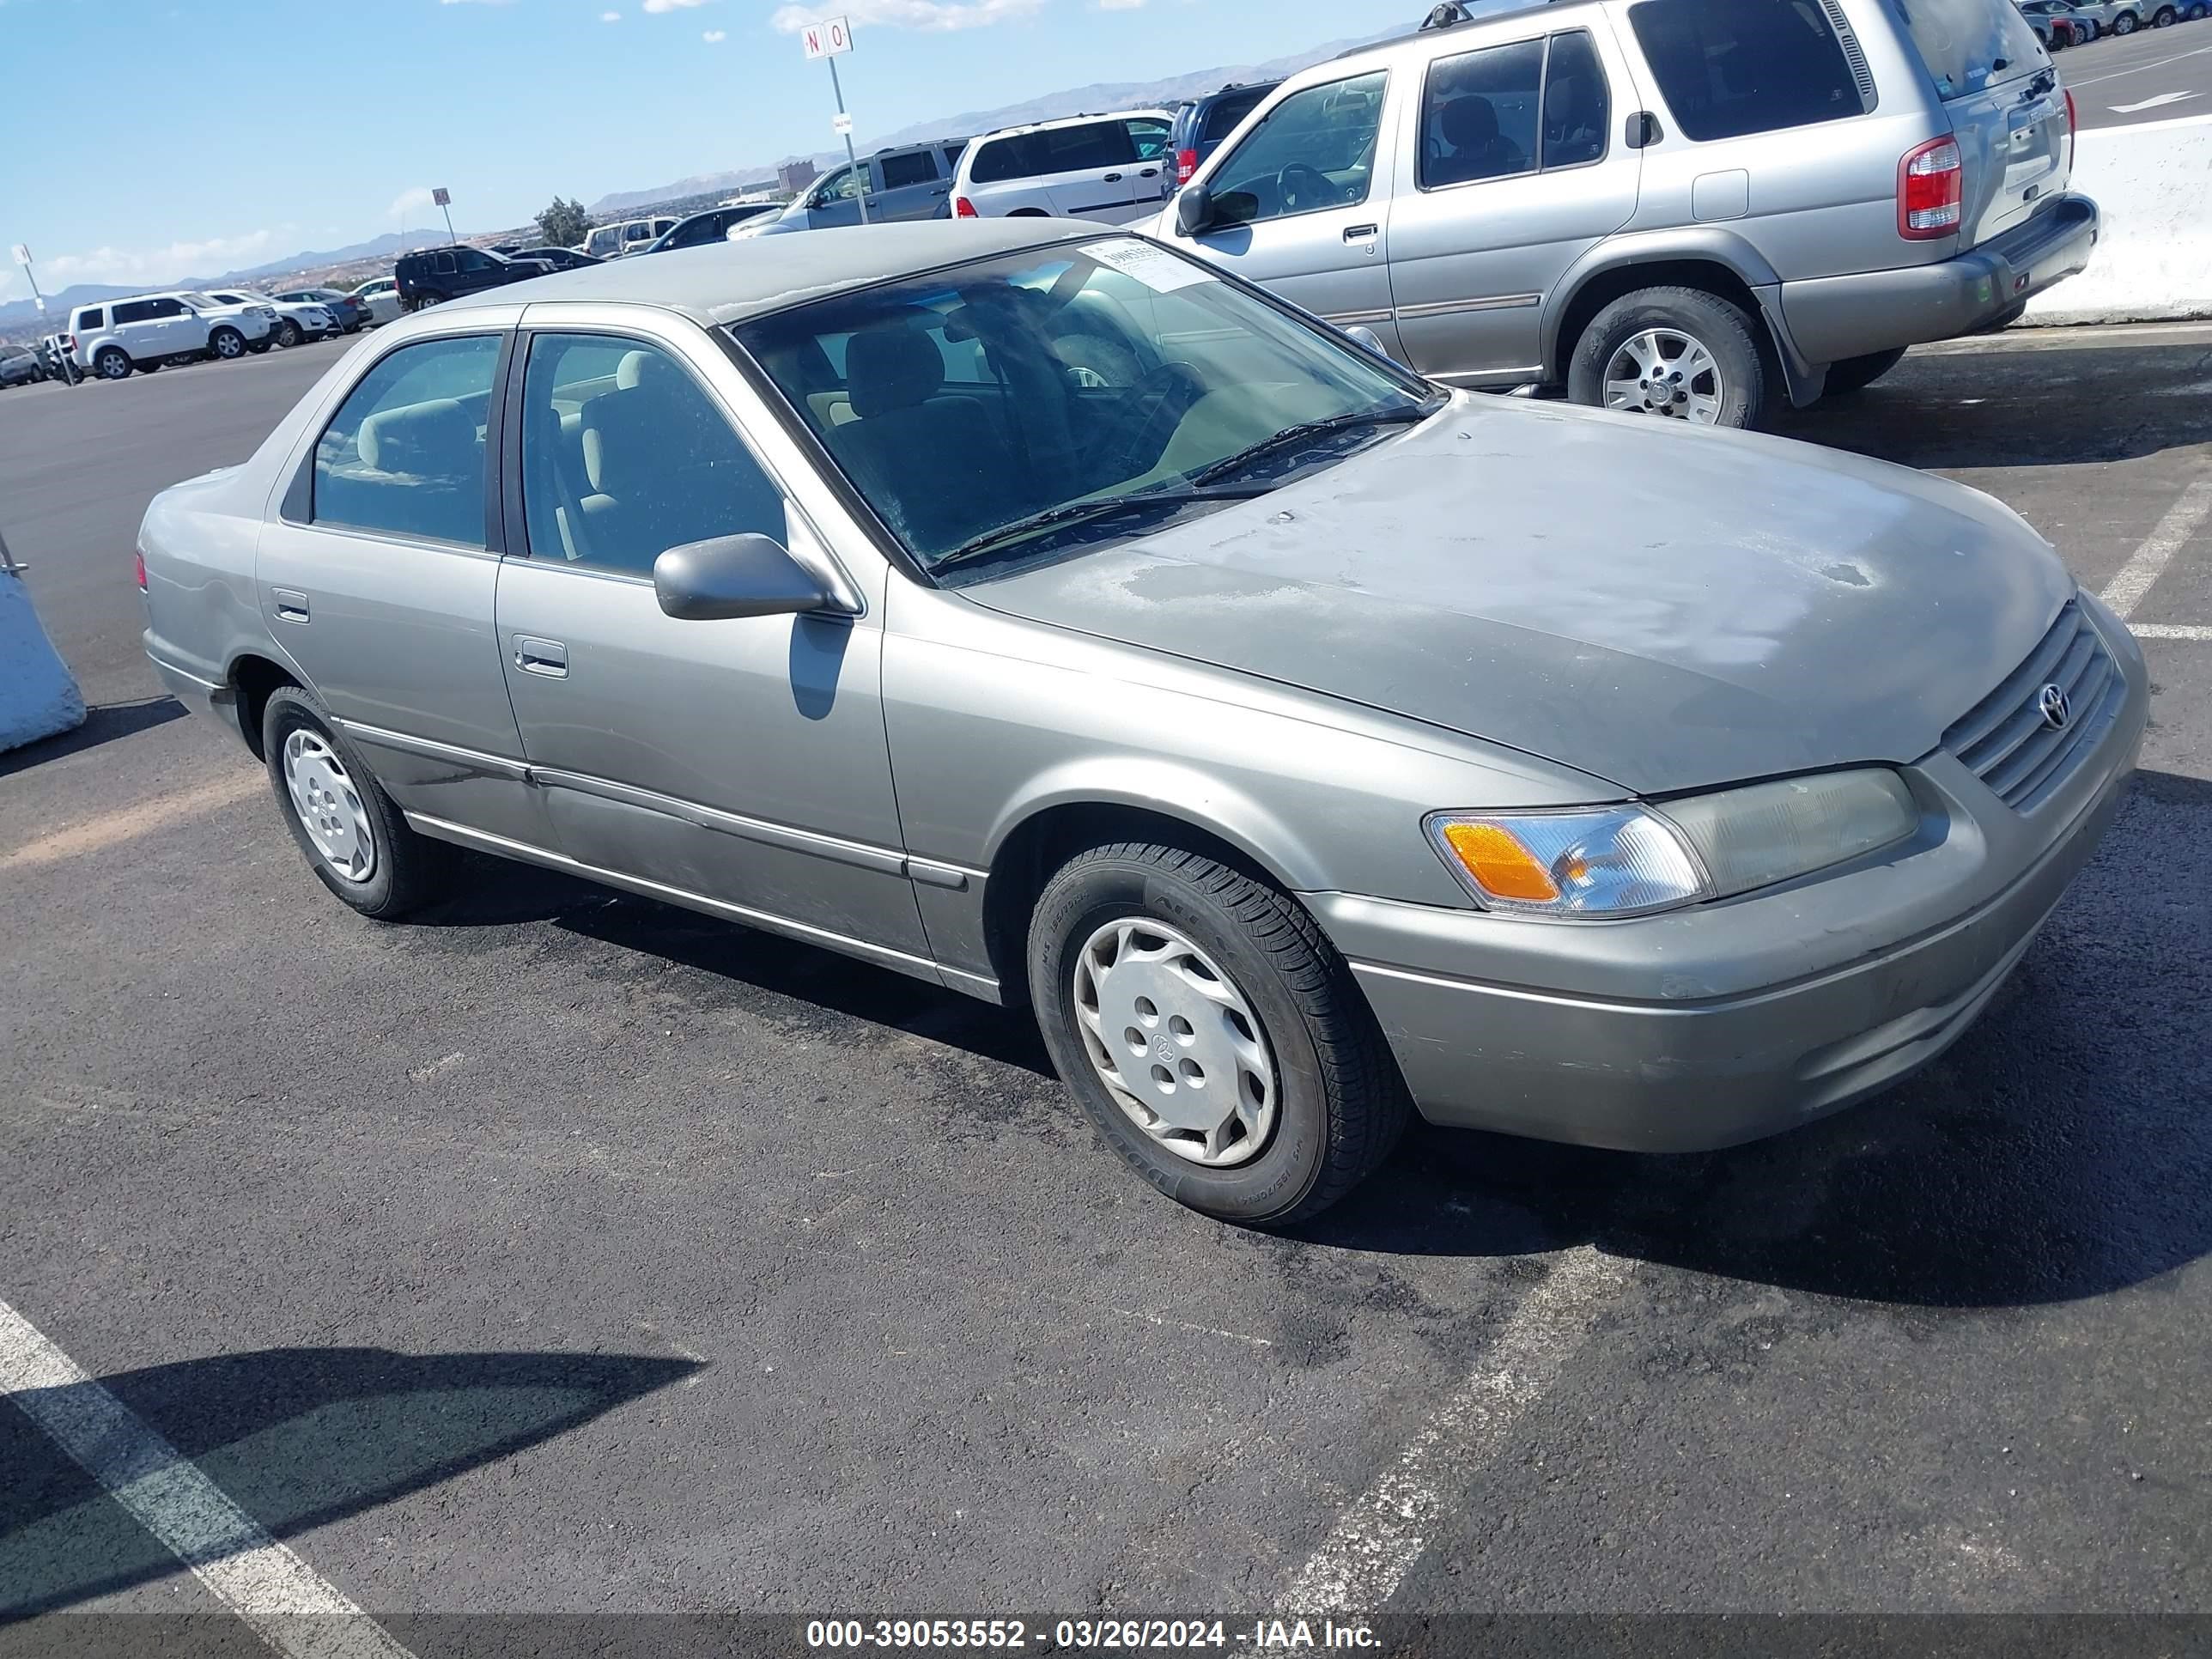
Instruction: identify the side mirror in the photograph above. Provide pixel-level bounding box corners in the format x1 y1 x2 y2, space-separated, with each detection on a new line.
1175 185 1214 238
1340 325 1391 361
653 534 834 622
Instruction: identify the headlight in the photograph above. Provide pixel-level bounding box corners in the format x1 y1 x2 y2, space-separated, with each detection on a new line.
1427 769 1917 919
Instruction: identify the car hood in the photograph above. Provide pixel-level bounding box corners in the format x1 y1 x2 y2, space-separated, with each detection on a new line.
959 398 2073 797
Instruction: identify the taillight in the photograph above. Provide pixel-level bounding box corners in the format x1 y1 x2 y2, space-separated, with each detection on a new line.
134 550 148 592
1176 148 1199 185
2064 88 2077 131
1897 136 1963 239
953 196 978 218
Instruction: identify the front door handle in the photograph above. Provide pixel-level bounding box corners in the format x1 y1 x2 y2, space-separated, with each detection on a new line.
1103 172 1124 183
514 635 568 678
1343 223 1379 242
271 588 311 623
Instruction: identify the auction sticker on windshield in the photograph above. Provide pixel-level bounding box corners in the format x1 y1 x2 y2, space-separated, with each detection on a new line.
1085 238 1213 294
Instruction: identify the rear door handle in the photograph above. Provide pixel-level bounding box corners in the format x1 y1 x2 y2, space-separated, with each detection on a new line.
1343 223 1379 242
514 635 568 678
1103 172 1124 182
271 588 311 623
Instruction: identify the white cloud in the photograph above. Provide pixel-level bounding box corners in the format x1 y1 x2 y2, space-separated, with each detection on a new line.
1097 0 1143 9
702 25 725 37
641 0 708 10
387 186 439 219
772 0 1038 30
38 228 280 289
600 8 621 16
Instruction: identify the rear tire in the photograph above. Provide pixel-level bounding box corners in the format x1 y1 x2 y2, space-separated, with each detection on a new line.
94 348 131 380
1027 841 1408 1226
1567 285 1770 428
262 684 449 921
2154 3 2178 21
1823 346 1909 397
246 339 272 354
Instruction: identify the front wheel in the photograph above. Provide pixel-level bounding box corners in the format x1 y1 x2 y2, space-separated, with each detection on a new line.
209 326 245 360
262 685 449 919
1824 346 1909 397
2154 3 2178 21
1567 285 1769 428
275 319 303 348
2115 9 2137 29
246 338 272 354
1028 842 1408 1225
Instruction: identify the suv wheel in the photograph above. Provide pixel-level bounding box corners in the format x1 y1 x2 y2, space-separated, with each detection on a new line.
209 326 246 360
263 685 449 919
93 348 132 380
1569 285 1768 428
275 319 303 348
2114 9 2137 29
412 292 445 310
1824 346 1909 397
2154 3 2178 20
1028 842 1407 1225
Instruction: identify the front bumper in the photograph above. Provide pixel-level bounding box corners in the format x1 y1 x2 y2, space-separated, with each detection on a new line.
1317 597 2148 1153
1778 193 2099 365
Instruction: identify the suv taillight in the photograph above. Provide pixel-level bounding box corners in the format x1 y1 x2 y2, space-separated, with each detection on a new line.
135 550 148 592
953 196 978 218
1897 137 1963 239
2064 88 2077 132
1176 148 1199 185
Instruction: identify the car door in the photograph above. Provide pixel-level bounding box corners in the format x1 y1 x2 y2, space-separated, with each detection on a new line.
1159 70 1407 357
800 163 867 229
873 147 951 222
1386 25 1640 382
1036 120 1146 221
490 315 929 962
254 317 547 846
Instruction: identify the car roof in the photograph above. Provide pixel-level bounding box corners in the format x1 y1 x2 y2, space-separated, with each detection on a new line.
441 219 1100 326
975 107 1174 142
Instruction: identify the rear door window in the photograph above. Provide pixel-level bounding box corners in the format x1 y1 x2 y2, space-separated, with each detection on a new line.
113 301 154 325
879 149 937 189
1421 39 1544 188
1890 0 2047 98
1041 121 1139 173
1627 0 1867 140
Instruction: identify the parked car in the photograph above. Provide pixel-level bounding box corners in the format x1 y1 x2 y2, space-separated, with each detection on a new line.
642 204 781 253
950 112 1176 222
1158 0 2094 429
507 246 600 271
197 288 337 349
2016 0 2086 44
577 216 681 260
137 221 2144 1224
68 292 274 377
35 334 83 386
273 286 373 335
750 142 969 235
392 245 555 311
351 277 404 328
1169 82 1282 186
0 345 43 388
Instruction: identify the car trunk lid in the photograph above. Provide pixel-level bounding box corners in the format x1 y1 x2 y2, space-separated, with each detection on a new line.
1898 0 2073 245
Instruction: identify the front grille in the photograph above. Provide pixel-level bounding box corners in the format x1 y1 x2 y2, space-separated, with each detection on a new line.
1943 600 2121 812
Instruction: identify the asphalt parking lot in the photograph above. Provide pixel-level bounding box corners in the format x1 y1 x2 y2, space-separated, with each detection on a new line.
2063 24 2212 128
3 322 2211 1653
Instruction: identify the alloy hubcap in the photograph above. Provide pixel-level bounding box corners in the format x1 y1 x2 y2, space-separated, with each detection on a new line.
282 729 375 884
1070 917 1277 1167
216 335 240 356
1603 328 1724 423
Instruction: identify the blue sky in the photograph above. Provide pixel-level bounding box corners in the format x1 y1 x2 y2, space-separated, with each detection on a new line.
0 0 1370 301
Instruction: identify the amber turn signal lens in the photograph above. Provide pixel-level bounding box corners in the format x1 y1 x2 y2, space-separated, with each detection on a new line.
1439 821 1560 902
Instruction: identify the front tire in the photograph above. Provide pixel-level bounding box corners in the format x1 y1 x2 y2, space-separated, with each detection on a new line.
1824 346 1909 397
1568 285 1769 428
262 685 448 920
209 326 245 360
2154 3 2178 21
2115 9 2137 29
275 319 303 348
1028 842 1407 1225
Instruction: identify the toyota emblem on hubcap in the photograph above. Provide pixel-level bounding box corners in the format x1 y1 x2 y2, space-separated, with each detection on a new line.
2037 684 2071 731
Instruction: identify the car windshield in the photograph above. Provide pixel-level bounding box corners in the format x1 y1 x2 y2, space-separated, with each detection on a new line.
734 237 1436 573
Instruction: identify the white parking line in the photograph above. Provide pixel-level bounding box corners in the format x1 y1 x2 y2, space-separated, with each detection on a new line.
0 1296 416 1659
2100 477 2212 619
2065 42 2212 91
1273 1248 1632 1617
2132 623 2212 640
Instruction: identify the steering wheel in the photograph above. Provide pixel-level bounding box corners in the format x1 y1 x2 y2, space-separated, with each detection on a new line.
1108 362 1208 480
1277 163 1335 214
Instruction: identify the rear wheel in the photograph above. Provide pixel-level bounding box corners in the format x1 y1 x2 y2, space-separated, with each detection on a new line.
1568 285 1769 428
209 326 246 360
1028 842 1408 1225
262 685 450 920
246 338 273 354
2154 3 2178 21
1824 346 1909 397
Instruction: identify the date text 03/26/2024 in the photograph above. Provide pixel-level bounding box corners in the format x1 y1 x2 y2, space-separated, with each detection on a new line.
805 1619 1382 1650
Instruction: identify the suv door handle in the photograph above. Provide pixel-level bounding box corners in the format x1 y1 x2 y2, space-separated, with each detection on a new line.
1343 223 1379 241
513 635 568 678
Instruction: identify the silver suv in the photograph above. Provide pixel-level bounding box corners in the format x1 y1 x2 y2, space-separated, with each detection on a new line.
1159 0 2097 427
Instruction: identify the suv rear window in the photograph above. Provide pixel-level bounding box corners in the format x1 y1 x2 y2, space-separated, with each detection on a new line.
1891 0 2046 98
1628 0 1866 140
1200 88 1267 143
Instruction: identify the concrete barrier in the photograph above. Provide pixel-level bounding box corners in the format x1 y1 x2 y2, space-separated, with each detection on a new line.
0 538 88 754
2024 112 2212 325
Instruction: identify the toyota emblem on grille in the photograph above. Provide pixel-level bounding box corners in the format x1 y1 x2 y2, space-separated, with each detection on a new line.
2037 684 2071 731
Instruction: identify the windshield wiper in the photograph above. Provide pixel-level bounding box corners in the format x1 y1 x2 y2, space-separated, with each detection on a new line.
1186 401 1440 489
932 483 1273 573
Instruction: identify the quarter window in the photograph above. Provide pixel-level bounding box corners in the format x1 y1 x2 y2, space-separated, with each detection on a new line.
312 335 502 545
519 333 787 579
1206 71 1388 228
1542 33 1610 168
1126 118 1172 161
78 308 106 330
1627 0 1866 141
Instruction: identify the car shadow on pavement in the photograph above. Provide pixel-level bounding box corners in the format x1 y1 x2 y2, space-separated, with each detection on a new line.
1775 338 2212 469
0 697 186 781
1304 770 2212 1311
0 1346 698 1620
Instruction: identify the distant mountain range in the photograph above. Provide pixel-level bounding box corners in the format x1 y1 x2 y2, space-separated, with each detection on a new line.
2 27 1397 335
586 28 1394 215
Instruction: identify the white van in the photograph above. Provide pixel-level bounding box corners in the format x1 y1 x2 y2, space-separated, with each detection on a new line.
578 215 680 259
950 110 1176 222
